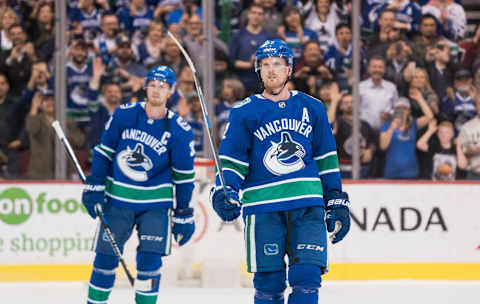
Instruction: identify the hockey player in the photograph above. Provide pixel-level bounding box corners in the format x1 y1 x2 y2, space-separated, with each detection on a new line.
210 39 351 304
82 65 196 304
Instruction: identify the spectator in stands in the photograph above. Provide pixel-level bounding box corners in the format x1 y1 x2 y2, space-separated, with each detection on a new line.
325 23 367 90
417 119 458 180
0 8 19 52
25 90 85 179
365 8 402 59
304 0 341 52
22 60 53 109
93 13 120 66
183 13 229 77
278 6 318 65
359 56 399 132
68 0 104 42
153 0 181 21
330 91 377 178
166 0 201 33
384 40 413 94
241 0 282 35
133 19 165 69
373 0 422 35
425 39 456 106
422 0 467 40
405 66 439 118
229 4 274 94
27 2 55 62
105 36 148 103
440 69 477 132
176 65 195 100
379 96 434 179
87 57 121 149
457 96 480 180
412 14 439 64
66 39 92 125
293 40 332 96
0 73 23 179
0 24 36 97
117 0 154 44
157 34 187 75
216 78 245 142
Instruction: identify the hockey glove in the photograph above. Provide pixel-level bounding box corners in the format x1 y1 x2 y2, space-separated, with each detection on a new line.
81 175 105 219
210 186 241 222
172 208 195 246
325 191 351 244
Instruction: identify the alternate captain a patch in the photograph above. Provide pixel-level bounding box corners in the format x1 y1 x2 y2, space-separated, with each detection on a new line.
117 143 153 182
263 132 306 176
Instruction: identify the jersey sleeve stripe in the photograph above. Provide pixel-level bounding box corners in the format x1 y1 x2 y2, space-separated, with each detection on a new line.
218 157 249 179
172 170 195 182
173 178 195 184
220 168 246 180
316 153 339 173
313 150 337 160
319 168 341 176
100 144 115 153
94 146 112 161
105 179 173 201
172 167 195 174
106 177 172 190
219 155 250 167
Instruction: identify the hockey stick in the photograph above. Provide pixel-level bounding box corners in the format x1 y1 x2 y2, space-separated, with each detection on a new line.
51 121 135 287
166 31 233 201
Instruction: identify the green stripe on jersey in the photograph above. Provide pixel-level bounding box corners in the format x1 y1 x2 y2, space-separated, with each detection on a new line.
242 179 323 206
105 179 173 201
171 169 195 182
95 145 114 159
218 156 249 179
316 153 339 174
88 285 111 302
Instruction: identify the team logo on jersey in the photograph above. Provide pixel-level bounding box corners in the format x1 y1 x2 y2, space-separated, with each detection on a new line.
116 143 153 181
263 132 306 176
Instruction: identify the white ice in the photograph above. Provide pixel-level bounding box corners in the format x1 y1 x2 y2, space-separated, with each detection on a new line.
1 281 479 304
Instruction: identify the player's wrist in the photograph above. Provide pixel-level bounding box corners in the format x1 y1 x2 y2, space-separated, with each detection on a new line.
173 207 194 217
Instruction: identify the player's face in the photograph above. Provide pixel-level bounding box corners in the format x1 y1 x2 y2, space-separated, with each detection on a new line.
260 57 291 92
146 80 171 106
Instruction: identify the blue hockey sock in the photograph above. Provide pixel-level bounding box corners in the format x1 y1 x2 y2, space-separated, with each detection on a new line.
287 264 322 304
255 290 284 304
87 253 119 304
287 287 318 304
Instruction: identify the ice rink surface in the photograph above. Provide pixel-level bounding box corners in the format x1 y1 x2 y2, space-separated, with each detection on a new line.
1 281 479 304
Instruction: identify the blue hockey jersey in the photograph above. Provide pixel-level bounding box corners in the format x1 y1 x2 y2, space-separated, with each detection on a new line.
216 91 342 215
91 102 195 211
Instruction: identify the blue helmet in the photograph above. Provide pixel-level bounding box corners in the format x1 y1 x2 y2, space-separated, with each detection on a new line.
145 65 177 88
254 39 294 73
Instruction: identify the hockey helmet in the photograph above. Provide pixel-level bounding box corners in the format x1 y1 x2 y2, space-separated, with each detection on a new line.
145 65 177 89
254 39 294 73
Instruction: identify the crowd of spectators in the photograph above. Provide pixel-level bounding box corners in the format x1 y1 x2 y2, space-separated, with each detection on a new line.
0 0 479 181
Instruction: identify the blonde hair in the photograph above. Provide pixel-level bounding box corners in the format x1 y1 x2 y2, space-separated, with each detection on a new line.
1 8 19 31
223 78 246 101
412 67 437 99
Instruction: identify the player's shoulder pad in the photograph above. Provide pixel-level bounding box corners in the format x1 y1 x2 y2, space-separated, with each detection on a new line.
170 111 193 133
232 96 254 109
110 102 141 125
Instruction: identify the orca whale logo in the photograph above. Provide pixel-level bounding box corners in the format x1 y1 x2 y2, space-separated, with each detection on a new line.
116 143 153 181
263 132 306 176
